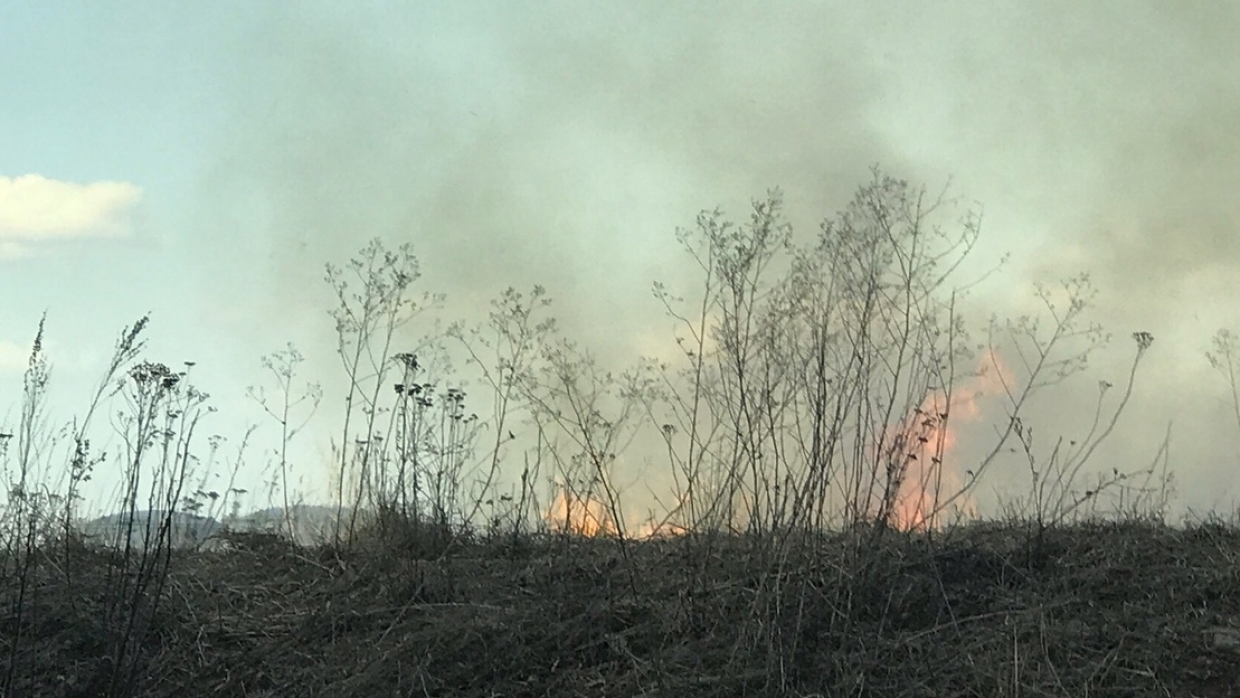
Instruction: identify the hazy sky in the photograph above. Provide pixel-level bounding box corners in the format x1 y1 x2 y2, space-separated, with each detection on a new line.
3 2 1239 519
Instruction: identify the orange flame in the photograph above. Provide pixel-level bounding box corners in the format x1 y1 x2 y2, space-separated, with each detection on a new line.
544 491 619 537
545 490 694 539
889 354 1012 530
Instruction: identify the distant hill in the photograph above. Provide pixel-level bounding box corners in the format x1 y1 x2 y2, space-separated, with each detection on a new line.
77 504 358 549
77 510 224 550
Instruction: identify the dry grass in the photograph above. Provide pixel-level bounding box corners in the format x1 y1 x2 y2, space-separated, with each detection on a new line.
4 518 1240 697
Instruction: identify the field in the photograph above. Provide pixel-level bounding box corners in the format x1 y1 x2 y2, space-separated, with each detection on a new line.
3 516 1240 697
0 175 1232 696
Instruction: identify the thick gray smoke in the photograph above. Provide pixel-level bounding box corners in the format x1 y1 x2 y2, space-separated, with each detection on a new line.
194 2 1240 515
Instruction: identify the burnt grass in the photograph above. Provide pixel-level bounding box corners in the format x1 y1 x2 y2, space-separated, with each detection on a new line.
4 518 1240 697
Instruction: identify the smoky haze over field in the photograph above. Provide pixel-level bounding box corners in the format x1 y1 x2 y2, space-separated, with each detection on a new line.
150 2 1240 517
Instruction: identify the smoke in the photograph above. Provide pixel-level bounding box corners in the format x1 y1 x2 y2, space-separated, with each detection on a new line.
194 1 1240 514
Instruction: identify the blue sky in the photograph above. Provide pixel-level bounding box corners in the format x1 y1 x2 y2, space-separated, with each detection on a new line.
3 2 1240 520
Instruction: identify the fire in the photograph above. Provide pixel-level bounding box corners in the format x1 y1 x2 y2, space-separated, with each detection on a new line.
889 353 1012 530
544 491 619 537
544 490 694 539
